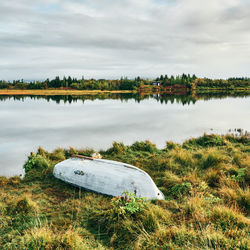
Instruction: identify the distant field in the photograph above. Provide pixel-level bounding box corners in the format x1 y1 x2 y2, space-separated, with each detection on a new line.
0 88 249 96
0 89 135 96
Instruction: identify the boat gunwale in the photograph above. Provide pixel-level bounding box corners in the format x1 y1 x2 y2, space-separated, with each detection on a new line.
71 155 149 176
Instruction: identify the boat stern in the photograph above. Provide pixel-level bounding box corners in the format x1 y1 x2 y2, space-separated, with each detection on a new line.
156 189 165 200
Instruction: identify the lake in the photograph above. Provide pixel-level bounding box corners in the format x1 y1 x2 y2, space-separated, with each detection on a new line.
0 93 249 176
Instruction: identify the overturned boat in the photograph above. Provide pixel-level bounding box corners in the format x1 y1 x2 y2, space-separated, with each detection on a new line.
53 155 164 200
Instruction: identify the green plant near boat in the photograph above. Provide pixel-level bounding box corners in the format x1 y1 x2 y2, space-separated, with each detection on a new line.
111 192 146 216
23 153 50 173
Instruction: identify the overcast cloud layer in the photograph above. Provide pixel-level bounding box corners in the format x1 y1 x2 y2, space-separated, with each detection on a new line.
0 0 249 80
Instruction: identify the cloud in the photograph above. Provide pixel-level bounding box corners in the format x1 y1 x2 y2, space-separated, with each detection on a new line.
0 0 249 80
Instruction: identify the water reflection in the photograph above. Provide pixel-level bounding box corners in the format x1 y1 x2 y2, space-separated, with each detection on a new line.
0 93 249 176
0 91 249 105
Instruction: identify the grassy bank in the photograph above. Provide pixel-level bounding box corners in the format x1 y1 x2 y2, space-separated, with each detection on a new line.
0 89 135 96
0 134 249 249
0 87 249 97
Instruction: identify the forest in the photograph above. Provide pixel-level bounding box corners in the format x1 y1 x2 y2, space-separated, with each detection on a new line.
0 74 249 91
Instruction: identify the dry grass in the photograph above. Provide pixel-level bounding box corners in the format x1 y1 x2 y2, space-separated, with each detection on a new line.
0 89 135 96
0 134 249 249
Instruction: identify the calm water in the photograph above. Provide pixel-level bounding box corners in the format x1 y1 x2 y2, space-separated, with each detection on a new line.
0 94 249 176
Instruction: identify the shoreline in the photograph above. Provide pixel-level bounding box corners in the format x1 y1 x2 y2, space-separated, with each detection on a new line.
0 88 249 96
0 89 136 96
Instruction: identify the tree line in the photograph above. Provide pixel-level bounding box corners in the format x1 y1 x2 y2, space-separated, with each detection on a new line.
0 74 249 90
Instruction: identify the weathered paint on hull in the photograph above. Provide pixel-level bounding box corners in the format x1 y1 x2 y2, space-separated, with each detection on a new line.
53 157 164 200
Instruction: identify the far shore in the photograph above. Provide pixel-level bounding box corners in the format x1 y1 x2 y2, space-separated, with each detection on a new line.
0 87 249 96
0 89 136 96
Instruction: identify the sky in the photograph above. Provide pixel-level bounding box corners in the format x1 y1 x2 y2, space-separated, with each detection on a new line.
0 0 249 80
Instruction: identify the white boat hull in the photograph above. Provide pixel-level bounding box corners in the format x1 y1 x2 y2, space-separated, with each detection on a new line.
53 156 164 200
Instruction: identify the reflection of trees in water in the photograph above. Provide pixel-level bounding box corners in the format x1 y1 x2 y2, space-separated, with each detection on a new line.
196 92 250 100
0 92 249 105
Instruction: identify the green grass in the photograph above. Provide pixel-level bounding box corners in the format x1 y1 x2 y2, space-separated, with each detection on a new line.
0 134 249 249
